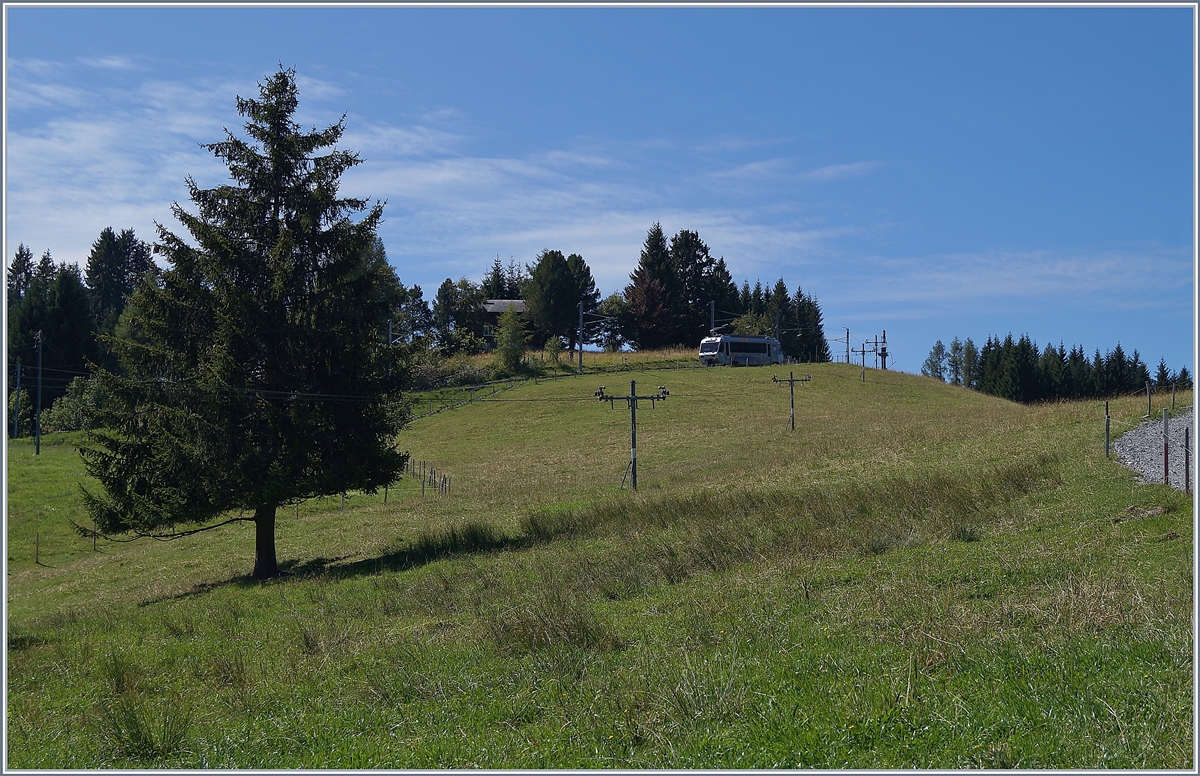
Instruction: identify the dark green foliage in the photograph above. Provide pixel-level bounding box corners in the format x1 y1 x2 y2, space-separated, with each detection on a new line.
480 256 527 300
932 331 1183 403
7 259 98 406
432 278 486 354
792 288 831 363
962 337 979 389
921 341 947 381
622 222 834 353
7 243 34 311
41 376 107 432
624 265 675 351
1154 359 1172 389
524 249 578 349
565 253 600 350
390 283 433 345
492 303 527 373
85 227 155 340
595 293 628 352
705 258 741 331
7 387 32 438
624 223 683 349
947 337 964 385
79 67 408 579
670 229 716 344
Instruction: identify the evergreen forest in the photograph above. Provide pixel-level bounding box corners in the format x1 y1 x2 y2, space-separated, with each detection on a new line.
921 333 1192 404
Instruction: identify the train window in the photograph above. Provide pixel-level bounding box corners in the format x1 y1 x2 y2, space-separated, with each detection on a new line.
700 342 718 353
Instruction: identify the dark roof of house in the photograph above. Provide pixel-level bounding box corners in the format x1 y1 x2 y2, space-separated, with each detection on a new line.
483 299 526 314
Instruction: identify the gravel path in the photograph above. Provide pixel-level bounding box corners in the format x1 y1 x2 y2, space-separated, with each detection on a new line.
1113 406 1194 491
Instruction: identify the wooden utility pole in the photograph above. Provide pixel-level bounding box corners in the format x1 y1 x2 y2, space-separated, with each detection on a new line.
596 380 669 491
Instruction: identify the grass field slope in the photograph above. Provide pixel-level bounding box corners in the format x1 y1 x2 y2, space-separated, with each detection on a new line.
5 361 1194 768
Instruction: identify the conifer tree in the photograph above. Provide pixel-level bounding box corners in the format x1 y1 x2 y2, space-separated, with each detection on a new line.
8 261 97 406
79 68 407 580
921 341 947 382
626 223 680 347
492 303 527 373
85 227 154 338
482 256 507 299
7 244 34 311
703 258 741 331
1155 358 1173 389
962 337 979 389
947 337 964 385
624 266 674 351
669 229 714 344
524 249 577 349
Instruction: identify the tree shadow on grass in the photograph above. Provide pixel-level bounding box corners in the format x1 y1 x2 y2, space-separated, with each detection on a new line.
136 520 533 606
311 520 530 581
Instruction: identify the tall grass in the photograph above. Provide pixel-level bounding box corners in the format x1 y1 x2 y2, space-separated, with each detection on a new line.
5 370 1192 768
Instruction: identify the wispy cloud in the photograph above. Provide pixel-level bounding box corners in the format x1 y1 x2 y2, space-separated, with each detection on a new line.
710 158 790 180
836 246 1192 311
800 160 885 181
78 55 140 71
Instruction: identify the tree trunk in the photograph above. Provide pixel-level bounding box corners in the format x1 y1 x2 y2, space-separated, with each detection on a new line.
252 502 279 580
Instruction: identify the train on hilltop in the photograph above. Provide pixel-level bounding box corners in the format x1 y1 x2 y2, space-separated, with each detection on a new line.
697 334 785 367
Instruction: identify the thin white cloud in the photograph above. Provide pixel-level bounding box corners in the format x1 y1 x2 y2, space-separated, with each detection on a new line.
800 160 885 181
837 246 1192 311
293 73 345 103
710 158 790 180
78 55 140 71
340 122 465 159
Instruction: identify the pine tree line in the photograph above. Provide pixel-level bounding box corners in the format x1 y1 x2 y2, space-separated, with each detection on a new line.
617 222 831 360
7 229 154 421
922 333 1192 403
386 222 833 363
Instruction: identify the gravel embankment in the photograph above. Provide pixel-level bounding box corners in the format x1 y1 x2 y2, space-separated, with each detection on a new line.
1113 406 1194 491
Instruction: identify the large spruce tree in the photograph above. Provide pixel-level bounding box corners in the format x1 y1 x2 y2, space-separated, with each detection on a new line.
524 249 577 349
80 68 408 579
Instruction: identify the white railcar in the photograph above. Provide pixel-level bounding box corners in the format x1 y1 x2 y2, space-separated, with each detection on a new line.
698 335 784 366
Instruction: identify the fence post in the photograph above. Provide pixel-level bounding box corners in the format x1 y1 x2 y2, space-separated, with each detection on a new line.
1146 380 1152 417
1105 400 1110 458
1172 381 1176 411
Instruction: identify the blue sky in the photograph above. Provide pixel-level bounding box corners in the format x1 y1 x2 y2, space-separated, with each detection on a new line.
4 5 1195 373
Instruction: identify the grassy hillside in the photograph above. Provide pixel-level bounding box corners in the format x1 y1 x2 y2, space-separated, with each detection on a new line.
6 362 1193 767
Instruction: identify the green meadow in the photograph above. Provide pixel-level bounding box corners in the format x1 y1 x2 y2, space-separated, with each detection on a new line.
5 359 1193 768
